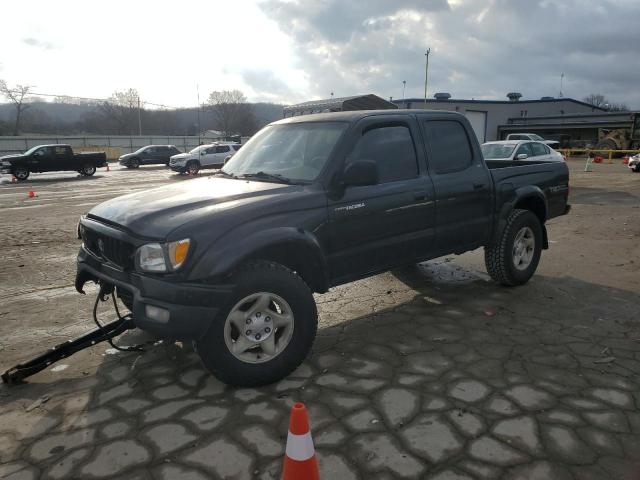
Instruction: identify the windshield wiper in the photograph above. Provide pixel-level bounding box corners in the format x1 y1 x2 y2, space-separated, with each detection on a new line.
238 171 291 184
213 170 236 178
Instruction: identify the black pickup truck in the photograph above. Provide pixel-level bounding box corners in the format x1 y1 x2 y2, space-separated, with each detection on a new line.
76 110 570 387
1 144 107 181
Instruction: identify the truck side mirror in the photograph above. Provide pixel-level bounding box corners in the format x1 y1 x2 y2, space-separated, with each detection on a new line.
516 153 528 160
343 159 378 186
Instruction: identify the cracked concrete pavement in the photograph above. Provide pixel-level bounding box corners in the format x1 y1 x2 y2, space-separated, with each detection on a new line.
0 161 639 479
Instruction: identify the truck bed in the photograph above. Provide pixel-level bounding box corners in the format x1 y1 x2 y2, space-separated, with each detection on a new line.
486 160 569 220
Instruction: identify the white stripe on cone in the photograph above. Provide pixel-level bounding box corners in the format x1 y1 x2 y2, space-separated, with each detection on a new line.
285 431 315 461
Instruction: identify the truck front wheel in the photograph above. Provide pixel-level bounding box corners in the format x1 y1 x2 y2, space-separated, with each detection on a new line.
484 209 543 286
194 261 317 387
13 167 30 181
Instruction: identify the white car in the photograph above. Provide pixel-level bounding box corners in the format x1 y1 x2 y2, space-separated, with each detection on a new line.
169 143 241 175
628 153 640 172
481 140 564 163
506 133 560 149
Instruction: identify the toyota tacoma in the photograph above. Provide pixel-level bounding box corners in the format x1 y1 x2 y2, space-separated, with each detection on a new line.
75 110 570 387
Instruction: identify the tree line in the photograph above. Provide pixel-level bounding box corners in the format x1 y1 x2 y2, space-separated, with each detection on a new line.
0 81 281 136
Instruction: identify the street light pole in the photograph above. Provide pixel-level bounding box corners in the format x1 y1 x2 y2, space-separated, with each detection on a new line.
402 80 406 101
424 49 431 105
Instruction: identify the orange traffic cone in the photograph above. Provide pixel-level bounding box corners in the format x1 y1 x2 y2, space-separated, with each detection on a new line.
282 403 319 480
28 186 36 198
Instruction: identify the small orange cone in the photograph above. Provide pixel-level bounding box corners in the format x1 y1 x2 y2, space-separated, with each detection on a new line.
282 403 319 480
28 186 36 198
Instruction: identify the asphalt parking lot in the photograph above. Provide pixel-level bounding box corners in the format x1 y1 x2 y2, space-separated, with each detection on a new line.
1 160 639 479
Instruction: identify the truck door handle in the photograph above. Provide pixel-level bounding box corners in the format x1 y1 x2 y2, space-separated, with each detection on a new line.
414 191 428 201
473 182 486 190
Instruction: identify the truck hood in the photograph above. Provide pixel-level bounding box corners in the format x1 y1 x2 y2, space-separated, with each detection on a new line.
170 153 192 161
0 154 23 163
88 177 296 238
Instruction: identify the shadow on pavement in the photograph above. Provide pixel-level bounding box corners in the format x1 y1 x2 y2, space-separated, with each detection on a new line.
1 265 640 479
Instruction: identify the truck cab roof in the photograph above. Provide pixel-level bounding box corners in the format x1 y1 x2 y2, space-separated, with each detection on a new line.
274 109 465 125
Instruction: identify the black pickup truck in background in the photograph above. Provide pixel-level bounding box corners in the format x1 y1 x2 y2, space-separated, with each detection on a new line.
76 110 570 387
1 144 107 181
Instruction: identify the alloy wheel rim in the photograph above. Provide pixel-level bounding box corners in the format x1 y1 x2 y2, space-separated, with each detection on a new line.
223 292 295 364
512 226 535 271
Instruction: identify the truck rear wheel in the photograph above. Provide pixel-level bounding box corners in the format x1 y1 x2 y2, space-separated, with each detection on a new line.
194 261 317 387
80 164 96 176
484 209 542 286
13 167 29 181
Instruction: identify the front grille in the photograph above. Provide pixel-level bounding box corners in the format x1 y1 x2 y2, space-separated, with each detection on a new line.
83 227 136 270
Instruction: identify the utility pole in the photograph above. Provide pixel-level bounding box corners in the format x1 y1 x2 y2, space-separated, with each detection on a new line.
197 84 201 145
559 72 564 98
402 80 406 101
137 97 142 136
424 49 431 105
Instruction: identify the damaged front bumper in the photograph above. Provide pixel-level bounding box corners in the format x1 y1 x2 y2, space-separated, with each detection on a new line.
76 246 231 341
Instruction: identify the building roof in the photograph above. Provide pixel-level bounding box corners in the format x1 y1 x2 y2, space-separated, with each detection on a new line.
395 97 606 111
284 94 397 114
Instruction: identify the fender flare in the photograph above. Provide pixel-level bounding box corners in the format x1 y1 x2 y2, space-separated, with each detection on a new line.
192 227 329 292
492 186 549 249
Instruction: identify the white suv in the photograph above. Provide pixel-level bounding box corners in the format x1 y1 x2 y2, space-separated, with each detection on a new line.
169 143 241 175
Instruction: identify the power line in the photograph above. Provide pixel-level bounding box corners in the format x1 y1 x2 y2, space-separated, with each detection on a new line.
6 89 188 110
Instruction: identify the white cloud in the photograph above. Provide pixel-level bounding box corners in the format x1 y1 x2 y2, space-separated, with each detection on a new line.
1 0 639 107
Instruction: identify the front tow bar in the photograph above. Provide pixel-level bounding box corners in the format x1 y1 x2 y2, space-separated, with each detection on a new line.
1 315 135 385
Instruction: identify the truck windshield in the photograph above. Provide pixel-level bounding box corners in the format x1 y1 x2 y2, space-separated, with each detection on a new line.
222 122 348 183
24 146 42 155
481 144 517 159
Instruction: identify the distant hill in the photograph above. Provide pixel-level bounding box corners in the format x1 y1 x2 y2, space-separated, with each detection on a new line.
0 101 285 136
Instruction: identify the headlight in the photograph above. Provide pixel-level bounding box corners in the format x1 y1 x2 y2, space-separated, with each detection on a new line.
138 243 166 272
137 239 191 272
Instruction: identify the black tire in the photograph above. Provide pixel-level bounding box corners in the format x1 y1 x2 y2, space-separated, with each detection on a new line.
633 164 640 173
194 261 318 387
129 158 140 169
80 164 96 176
186 160 200 175
13 167 30 181
595 139 617 151
484 209 543 286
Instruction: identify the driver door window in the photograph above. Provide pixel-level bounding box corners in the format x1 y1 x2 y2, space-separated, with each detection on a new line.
347 125 418 182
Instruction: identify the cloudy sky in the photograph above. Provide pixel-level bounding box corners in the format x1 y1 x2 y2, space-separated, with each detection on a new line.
1 0 638 107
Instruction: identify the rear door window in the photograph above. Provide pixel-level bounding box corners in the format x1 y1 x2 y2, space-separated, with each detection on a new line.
423 120 473 174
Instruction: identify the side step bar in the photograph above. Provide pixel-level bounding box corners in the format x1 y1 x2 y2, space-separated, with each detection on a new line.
2 315 134 385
